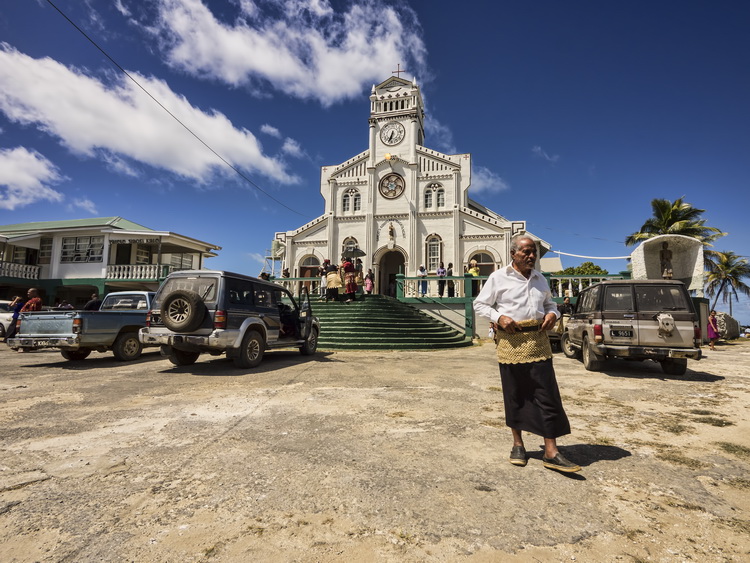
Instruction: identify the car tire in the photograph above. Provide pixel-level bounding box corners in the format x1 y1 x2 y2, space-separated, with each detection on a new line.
234 330 264 368
112 332 143 361
61 348 92 361
168 349 200 366
582 335 604 371
161 290 206 332
561 332 580 359
660 358 687 376
300 327 319 356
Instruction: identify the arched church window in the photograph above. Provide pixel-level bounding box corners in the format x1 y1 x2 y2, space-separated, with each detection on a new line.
353 192 361 211
469 252 496 276
426 235 442 272
301 256 320 267
343 188 360 213
342 193 350 212
425 183 443 209
342 237 359 258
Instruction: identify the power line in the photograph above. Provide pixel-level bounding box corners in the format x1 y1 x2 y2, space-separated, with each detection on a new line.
45 0 307 217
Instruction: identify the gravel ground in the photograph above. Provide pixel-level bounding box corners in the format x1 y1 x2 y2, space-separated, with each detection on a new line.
1 339 749 562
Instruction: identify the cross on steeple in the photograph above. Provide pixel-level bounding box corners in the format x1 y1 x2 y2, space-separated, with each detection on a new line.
392 63 406 78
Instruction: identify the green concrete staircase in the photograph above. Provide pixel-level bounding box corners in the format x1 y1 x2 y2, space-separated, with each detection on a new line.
311 294 472 350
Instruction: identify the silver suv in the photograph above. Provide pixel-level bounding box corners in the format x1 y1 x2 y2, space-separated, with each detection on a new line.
140 270 319 368
560 279 701 375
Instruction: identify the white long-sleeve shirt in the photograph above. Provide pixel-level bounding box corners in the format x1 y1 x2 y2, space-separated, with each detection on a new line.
473 264 560 324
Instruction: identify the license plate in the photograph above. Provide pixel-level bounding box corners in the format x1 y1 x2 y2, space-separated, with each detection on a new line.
611 329 633 338
32 340 55 347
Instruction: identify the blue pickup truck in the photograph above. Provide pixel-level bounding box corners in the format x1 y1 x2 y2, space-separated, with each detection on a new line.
8 291 155 361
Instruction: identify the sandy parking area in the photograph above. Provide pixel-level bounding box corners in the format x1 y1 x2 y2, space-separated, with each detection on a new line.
1 339 749 562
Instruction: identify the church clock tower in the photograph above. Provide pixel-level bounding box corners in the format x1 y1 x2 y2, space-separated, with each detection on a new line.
368 76 425 165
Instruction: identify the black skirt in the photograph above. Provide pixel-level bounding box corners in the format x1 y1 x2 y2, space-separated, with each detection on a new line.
498 359 571 438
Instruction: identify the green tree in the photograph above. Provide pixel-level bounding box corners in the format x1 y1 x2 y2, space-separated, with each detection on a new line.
705 251 750 311
624 197 725 247
554 261 609 276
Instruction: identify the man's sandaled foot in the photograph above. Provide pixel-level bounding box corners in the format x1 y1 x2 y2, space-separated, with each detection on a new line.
509 445 528 467
542 453 581 473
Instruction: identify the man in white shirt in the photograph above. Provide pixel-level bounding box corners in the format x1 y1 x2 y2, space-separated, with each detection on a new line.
474 236 580 473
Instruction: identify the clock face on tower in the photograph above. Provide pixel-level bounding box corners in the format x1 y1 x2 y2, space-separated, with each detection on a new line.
380 122 405 146
379 173 405 199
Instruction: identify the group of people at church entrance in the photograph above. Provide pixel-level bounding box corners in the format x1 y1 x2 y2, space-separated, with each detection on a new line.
318 258 373 303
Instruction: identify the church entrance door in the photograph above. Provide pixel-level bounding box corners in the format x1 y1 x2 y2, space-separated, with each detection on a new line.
378 251 405 297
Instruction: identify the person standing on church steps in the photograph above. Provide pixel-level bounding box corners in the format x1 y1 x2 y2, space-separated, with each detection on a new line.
473 235 581 473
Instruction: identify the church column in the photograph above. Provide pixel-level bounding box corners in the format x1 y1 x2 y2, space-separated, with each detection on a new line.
368 123 377 166
410 118 418 162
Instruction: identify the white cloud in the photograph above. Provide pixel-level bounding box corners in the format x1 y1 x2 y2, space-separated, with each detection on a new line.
424 113 456 155
114 0 131 17
260 124 281 138
0 43 299 185
70 197 98 215
146 0 426 106
471 165 510 195
0 146 65 210
247 252 265 265
532 145 560 163
281 138 305 158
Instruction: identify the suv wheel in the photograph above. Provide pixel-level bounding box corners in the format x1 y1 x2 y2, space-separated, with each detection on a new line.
582 335 604 371
113 332 143 361
300 327 319 356
561 332 579 359
161 290 206 332
234 330 264 368
660 358 687 376
169 349 200 366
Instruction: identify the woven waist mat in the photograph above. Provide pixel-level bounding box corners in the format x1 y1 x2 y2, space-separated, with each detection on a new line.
494 319 552 364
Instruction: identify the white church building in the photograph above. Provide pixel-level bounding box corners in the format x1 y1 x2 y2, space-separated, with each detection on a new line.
274 76 551 293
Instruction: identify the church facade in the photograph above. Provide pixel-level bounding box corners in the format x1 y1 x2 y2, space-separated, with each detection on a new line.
274 76 550 293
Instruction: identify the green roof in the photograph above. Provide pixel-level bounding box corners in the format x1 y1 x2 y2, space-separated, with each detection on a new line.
0 217 153 235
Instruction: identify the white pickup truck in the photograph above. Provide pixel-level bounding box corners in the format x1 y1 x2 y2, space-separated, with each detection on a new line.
8 291 155 361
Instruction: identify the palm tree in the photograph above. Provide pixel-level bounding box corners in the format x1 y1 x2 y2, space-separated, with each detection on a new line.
705 251 750 311
625 197 725 246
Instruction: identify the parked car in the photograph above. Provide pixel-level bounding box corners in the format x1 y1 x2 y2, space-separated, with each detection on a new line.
8 291 155 361
560 279 702 375
139 270 319 368
0 300 14 339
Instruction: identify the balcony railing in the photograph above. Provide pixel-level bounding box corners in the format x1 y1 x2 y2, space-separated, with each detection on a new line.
0 262 40 280
106 264 177 280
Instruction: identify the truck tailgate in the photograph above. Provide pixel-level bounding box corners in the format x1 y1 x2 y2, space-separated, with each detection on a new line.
18 312 76 337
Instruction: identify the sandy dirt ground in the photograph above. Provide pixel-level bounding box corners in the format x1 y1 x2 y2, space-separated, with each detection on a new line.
1 338 749 562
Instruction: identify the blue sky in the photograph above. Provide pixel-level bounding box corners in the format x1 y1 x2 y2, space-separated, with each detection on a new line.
1 1 749 322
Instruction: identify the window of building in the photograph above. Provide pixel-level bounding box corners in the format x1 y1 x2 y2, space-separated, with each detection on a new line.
469 252 496 276
12 246 26 264
61 236 104 263
343 189 360 213
136 245 151 265
342 237 359 258
170 253 193 270
425 183 443 209
39 237 53 264
426 235 442 272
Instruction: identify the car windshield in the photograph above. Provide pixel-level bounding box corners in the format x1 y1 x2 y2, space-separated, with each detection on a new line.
154 276 219 308
635 285 690 311
100 294 149 310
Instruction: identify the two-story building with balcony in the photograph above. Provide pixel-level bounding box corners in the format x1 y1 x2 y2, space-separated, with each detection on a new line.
0 217 220 307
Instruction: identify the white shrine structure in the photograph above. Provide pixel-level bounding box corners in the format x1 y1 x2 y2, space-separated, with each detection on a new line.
274 75 551 293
